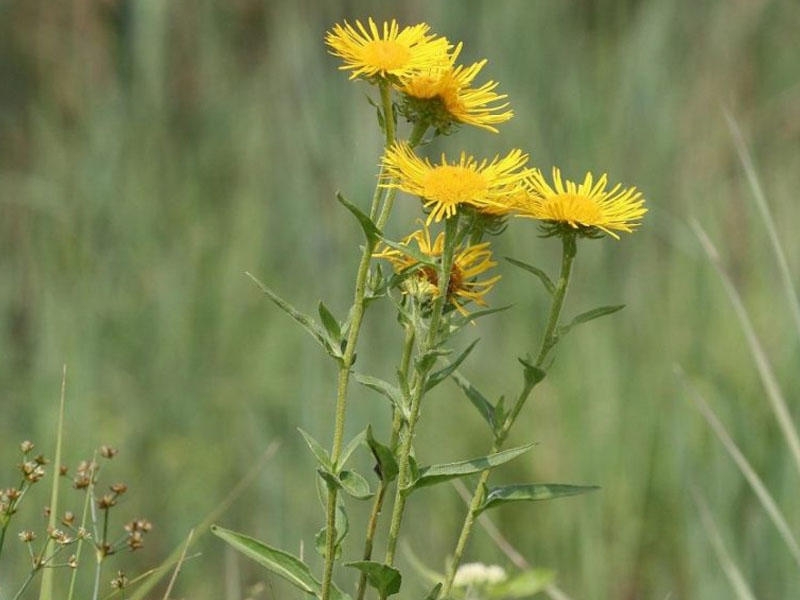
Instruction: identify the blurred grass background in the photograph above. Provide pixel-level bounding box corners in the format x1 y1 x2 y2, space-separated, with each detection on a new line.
1 0 799 598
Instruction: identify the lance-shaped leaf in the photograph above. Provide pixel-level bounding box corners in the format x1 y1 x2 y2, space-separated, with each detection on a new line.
345 561 402 597
298 428 332 471
559 305 625 337
337 429 367 471
336 192 381 247
318 301 342 347
354 374 406 416
406 443 536 492
505 257 555 296
211 526 352 600
314 502 349 560
451 371 495 429
478 483 600 514
246 273 339 360
367 425 399 483
426 339 479 392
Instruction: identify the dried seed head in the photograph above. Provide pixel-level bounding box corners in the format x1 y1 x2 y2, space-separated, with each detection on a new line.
5 487 21 501
68 555 78 568
99 446 118 459
34 454 49 466
97 494 116 510
20 461 46 483
110 571 129 589
59 465 69 476
20 441 34 454
18 530 36 543
76 527 90 540
62 511 75 526
110 482 128 496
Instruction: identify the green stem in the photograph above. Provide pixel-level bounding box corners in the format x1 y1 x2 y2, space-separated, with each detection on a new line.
355 324 415 600
384 217 459 567
320 80 400 600
441 233 578 597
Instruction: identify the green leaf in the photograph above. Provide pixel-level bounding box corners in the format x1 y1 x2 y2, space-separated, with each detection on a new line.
339 470 373 500
298 428 332 471
559 305 625 337
246 273 337 359
318 301 342 346
317 467 341 491
211 525 317 594
367 425 399 483
337 429 367 471
451 371 494 429
425 339 479 392
453 305 512 328
488 569 555 598
517 357 546 389
407 443 536 491
336 192 381 247
478 483 600 513
355 374 405 413
424 583 442 600
505 257 555 296
345 561 402 597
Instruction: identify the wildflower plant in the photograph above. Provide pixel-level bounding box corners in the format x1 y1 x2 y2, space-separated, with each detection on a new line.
214 17 647 600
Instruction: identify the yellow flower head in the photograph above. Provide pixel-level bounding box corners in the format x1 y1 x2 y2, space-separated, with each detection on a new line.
397 43 513 133
375 222 500 315
381 142 530 224
517 167 647 239
325 18 451 81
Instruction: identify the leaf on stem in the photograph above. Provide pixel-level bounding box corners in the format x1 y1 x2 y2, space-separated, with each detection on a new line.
314 502 349 560
339 470 374 500
451 371 495 429
424 583 443 600
336 192 382 247
345 561 402 597
337 429 367 471
558 305 625 337
505 257 555 296
211 526 352 600
318 301 343 347
406 443 536 492
246 273 342 362
354 374 406 418
477 483 600 514
367 425 399 483
425 339 479 392
298 428 332 471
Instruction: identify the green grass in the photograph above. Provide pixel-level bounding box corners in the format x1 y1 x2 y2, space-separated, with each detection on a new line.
1 0 799 598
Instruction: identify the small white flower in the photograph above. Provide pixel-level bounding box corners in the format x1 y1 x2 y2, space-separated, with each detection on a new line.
453 562 507 587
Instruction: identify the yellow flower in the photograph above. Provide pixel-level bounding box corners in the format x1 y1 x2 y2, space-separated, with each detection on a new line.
381 142 530 224
516 167 647 239
325 18 451 81
375 223 500 315
397 43 513 133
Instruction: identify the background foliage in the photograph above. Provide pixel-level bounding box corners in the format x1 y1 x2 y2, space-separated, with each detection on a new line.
1 0 799 598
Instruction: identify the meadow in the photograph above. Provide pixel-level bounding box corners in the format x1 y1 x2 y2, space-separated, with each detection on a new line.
1 1 799 598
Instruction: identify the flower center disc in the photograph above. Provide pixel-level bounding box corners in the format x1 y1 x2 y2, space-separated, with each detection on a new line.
547 193 603 225
423 166 487 206
362 40 411 70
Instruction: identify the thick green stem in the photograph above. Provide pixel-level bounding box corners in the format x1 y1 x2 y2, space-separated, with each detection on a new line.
384 217 459 567
442 234 578 597
321 80 401 600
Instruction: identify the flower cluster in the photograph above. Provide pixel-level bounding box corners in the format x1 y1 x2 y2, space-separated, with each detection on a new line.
327 17 646 316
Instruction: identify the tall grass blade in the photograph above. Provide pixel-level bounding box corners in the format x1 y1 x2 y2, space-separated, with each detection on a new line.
39 365 67 600
691 220 800 478
162 529 194 600
691 488 756 600
724 110 800 340
678 367 800 568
